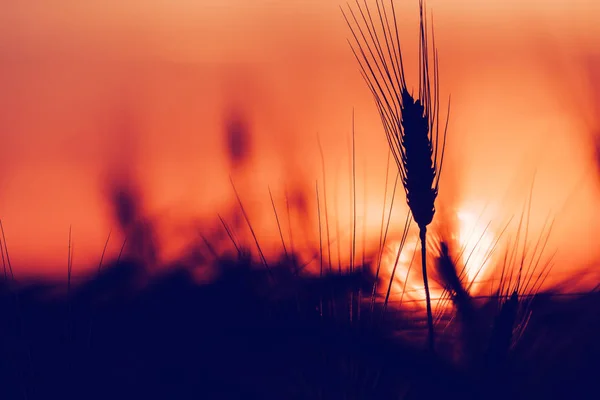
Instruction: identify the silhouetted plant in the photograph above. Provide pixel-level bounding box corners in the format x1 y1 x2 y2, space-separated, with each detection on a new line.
343 0 449 351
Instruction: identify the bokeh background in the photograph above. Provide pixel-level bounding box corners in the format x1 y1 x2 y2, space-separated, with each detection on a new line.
0 0 599 290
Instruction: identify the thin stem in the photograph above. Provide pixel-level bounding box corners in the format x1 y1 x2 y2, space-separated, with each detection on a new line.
420 226 435 352
230 176 271 274
268 187 289 260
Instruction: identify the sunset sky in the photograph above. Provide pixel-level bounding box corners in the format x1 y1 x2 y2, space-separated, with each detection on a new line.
0 1 599 290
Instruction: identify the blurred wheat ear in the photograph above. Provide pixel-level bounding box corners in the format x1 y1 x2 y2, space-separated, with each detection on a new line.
342 0 449 351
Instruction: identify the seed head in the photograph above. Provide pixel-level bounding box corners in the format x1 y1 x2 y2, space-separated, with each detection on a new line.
401 88 437 228
342 0 449 229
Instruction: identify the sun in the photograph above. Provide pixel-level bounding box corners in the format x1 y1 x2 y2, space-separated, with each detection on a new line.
453 210 495 290
379 208 496 309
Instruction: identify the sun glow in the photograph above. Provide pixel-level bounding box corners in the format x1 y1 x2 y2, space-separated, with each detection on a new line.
380 209 497 309
453 211 495 288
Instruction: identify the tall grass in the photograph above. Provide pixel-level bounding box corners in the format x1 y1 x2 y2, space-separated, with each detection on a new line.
342 0 449 350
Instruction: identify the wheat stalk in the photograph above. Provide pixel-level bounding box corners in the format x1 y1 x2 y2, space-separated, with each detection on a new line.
342 0 449 351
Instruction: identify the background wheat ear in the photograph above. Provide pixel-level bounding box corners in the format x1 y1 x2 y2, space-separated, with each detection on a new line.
342 0 449 351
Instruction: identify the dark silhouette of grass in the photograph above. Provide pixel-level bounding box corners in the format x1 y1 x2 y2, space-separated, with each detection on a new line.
342 0 449 352
0 248 598 400
0 255 477 400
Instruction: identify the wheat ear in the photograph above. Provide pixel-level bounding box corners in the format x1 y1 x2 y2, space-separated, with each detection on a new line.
342 0 449 351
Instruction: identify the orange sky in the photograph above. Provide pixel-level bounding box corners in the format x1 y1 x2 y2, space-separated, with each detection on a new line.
0 1 599 290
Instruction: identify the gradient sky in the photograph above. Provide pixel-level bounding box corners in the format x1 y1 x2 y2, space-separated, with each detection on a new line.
0 1 599 290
